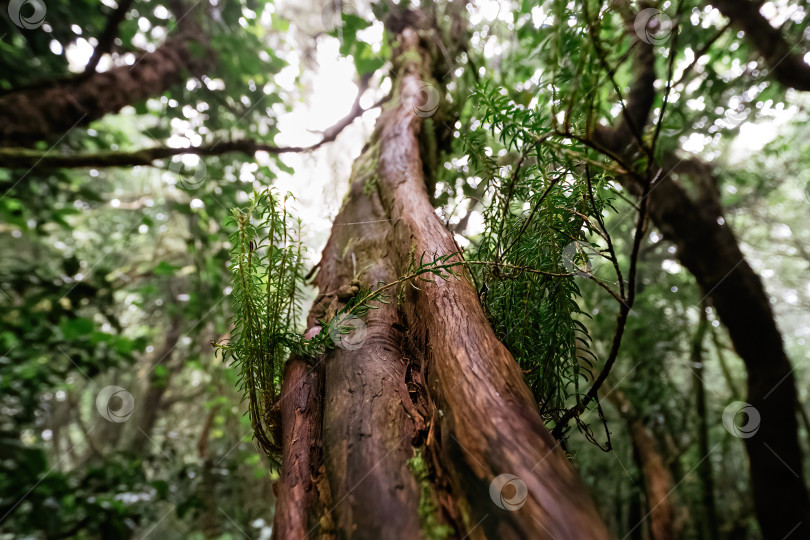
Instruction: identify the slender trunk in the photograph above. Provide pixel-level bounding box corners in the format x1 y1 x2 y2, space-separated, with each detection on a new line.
606 387 679 540
691 306 719 540
0 2 208 148
272 14 609 539
710 327 742 400
197 404 220 537
128 317 183 454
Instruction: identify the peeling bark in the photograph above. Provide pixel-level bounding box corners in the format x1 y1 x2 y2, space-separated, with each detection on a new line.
314 178 423 538
368 26 609 540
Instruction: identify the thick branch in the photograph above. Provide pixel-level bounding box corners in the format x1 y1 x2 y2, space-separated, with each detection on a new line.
372 26 610 539
587 7 810 534
0 2 209 148
0 82 379 170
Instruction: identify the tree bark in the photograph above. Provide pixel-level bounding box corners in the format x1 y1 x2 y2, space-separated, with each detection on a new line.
0 1 208 148
272 14 610 540
272 358 329 539
313 171 424 538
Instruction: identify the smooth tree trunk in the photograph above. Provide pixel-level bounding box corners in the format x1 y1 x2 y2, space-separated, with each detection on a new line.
272 15 610 540
691 306 720 540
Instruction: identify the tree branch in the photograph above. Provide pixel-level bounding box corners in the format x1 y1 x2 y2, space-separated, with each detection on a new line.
708 0 810 91
0 76 381 170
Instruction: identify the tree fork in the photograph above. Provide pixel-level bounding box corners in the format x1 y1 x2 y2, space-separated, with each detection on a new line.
272 12 610 540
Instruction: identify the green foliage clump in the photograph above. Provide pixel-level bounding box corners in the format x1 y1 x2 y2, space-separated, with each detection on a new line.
469 83 620 424
219 189 310 464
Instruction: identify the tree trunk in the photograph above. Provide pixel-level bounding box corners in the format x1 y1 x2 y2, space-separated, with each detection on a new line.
691 306 719 540
272 358 328 539
127 316 183 454
606 386 680 540
592 29 810 535
271 15 610 539
639 156 810 539
0 2 208 148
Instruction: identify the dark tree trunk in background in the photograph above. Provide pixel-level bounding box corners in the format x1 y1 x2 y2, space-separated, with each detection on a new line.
593 23 810 538
640 156 810 539
128 317 183 454
272 14 610 540
0 1 208 148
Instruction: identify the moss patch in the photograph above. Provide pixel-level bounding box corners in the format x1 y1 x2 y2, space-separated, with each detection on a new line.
407 449 454 540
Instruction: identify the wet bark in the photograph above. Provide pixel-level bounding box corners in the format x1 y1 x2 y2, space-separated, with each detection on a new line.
272 358 328 539
353 24 607 540
313 176 423 538
0 2 208 148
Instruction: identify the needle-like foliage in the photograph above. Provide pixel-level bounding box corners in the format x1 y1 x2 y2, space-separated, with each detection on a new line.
469 83 621 425
219 189 309 465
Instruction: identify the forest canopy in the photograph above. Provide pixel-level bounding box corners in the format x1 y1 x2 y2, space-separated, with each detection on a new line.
1 0 809 538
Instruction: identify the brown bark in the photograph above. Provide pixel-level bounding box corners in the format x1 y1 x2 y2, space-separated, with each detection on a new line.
272 358 328 539
271 14 610 539
0 2 208 148
314 177 423 538
368 26 609 540
606 387 680 540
